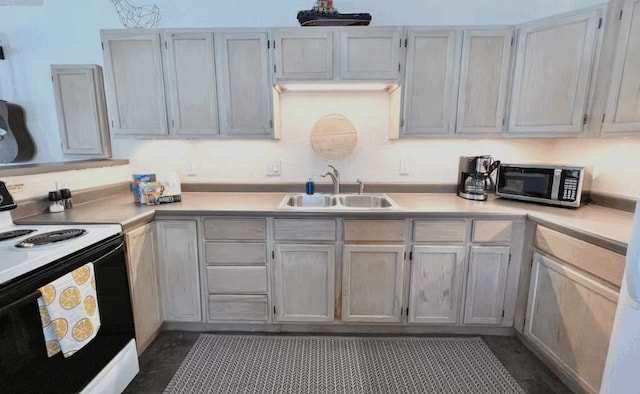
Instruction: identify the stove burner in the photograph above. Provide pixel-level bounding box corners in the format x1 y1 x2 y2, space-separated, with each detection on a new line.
0 229 36 241
15 229 87 248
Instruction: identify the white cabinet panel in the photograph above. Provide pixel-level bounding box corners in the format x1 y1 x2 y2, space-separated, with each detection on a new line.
342 245 405 323
273 244 335 322
340 27 403 80
456 29 513 135
274 28 333 81
409 245 464 324
101 31 168 136
602 0 640 134
403 29 461 135
165 32 219 137
508 9 601 135
463 245 510 325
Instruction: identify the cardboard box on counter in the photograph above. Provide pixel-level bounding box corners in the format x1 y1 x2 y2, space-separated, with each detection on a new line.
132 172 181 205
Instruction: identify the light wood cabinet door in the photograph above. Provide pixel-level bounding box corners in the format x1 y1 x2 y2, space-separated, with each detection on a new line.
602 0 640 135
456 29 513 135
101 31 168 136
156 220 201 322
51 65 111 157
409 245 464 324
402 28 461 136
273 28 333 81
273 244 335 322
463 245 510 325
165 32 219 137
125 223 162 355
339 27 403 80
215 30 273 137
342 245 405 323
526 252 618 394
508 9 602 135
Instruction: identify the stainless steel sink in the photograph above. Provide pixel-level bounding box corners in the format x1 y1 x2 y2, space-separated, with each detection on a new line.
284 194 337 208
278 193 400 210
338 194 394 208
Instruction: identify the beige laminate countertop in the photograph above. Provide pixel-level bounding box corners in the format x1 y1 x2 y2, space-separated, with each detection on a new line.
16 192 634 254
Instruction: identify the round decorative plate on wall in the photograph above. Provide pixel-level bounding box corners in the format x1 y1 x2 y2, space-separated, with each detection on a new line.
310 114 357 161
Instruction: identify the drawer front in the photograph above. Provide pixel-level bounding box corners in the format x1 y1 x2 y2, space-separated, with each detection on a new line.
203 218 266 240
205 242 266 264
206 266 267 294
472 220 512 243
413 220 467 242
344 220 406 242
535 226 624 288
274 219 336 241
208 295 268 321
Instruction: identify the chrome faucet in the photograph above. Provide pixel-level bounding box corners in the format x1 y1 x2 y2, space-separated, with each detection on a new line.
321 165 340 194
356 178 364 194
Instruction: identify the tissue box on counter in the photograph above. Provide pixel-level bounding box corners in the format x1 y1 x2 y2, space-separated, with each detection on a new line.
132 172 182 205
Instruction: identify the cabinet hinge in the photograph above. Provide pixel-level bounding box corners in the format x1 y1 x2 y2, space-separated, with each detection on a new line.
404 38 408 47
598 17 603 29
502 310 505 318
273 64 276 73
273 306 276 315
272 250 275 259
404 251 406 260
620 10 624 20
399 38 402 47
101 42 104 50
409 251 413 260
398 63 401 72
267 40 270 49
165 41 168 50
509 253 512 263
111 120 114 128
400 118 404 128
602 113 606 123
401 308 403 316
510 37 514 46
171 119 175 128
273 40 276 49
583 114 588 125
502 117 505 127
51 75 54 82
406 307 409 316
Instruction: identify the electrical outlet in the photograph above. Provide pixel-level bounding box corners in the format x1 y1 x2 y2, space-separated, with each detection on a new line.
186 163 198 177
399 160 409 175
266 161 281 177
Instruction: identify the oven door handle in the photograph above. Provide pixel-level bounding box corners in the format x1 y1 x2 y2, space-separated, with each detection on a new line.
0 290 42 318
92 242 124 266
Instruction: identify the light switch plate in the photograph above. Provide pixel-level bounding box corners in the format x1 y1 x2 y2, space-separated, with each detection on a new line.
399 160 409 175
266 161 281 177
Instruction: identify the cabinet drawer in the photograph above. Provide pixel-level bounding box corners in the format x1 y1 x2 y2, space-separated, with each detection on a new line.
413 220 466 242
472 220 512 243
208 295 268 321
535 226 624 288
274 219 336 241
206 266 267 294
344 220 406 242
203 218 266 240
204 242 266 264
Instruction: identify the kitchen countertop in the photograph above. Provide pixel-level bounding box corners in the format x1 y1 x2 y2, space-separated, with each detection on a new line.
16 192 634 254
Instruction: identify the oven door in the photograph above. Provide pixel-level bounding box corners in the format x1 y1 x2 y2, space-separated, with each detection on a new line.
497 165 557 200
0 236 135 394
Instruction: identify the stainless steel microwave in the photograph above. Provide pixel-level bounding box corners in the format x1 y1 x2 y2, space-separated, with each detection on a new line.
496 164 590 208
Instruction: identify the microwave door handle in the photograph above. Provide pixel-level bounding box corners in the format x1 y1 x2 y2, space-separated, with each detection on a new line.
550 169 562 200
0 290 42 318
91 243 124 266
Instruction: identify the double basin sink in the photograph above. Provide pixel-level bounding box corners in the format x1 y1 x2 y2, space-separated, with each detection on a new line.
278 193 401 210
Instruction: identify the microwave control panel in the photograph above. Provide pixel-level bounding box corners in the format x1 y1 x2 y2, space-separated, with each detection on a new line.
559 170 581 202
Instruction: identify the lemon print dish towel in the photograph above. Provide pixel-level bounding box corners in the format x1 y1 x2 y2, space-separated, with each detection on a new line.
37 263 100 358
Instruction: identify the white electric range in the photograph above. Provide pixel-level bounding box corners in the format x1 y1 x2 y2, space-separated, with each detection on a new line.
0 210 122 285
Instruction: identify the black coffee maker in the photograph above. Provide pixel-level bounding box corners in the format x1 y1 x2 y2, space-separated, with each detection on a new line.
457 155 500 201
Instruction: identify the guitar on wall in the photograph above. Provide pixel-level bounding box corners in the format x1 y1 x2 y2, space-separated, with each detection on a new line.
0 100 35 164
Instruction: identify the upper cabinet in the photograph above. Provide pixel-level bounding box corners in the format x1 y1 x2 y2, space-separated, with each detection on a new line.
101 29 273 139
215 30 273 137
50 64 112 157
273 27 403 83
101 31 168 137
602 0 640 135
508 8 603 136
456 29 514 136
402 28 461 136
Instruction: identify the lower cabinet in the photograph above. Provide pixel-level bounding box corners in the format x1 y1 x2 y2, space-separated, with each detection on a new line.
525 252 618 394
342 244 406 323
408 245 464 324
273 244 335 322
463 245 510 325
124 222 162 354
155 220 201 322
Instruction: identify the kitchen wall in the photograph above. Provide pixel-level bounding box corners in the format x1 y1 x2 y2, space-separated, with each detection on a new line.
1 0 639 200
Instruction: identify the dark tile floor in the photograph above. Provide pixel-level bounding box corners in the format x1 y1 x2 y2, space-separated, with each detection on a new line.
124 331 572 394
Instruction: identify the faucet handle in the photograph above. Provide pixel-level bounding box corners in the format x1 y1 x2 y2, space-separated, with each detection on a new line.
327 164 339 177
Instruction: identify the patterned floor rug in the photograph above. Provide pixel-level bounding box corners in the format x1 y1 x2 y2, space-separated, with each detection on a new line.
164 334 525 394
